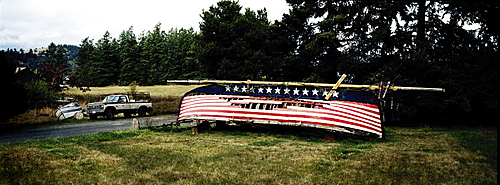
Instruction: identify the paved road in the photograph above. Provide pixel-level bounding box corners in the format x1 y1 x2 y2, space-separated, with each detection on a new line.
0 116 178 144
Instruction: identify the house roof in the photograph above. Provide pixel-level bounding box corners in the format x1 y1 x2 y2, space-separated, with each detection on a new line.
14 67 41 83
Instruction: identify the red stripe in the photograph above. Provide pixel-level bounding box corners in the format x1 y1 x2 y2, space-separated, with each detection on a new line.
180 100 380 129
286 107 380 130
328 101 380 115
178 95 382 135
180 111 381 135
315 107 381 129
181 113 340 128
179 107 381 134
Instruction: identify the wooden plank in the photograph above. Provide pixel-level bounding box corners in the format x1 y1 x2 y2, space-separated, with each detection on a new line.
325 74 347 100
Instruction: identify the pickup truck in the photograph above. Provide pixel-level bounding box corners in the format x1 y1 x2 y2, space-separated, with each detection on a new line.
86 94 153 120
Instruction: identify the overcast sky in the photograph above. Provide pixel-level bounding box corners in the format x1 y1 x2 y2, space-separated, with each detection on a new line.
0 0 290 51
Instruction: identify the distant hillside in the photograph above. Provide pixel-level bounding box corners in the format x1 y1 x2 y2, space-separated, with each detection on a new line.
4 45 79 73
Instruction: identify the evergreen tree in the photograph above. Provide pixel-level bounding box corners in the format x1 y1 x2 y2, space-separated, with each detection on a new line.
118 26 141 85
165 28 201 79
199 0 284 80
94 31 120 86
40 42 69 89
139 23 168 85
73 37 96 87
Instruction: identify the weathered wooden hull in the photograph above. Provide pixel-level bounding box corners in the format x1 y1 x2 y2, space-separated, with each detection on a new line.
177 84 383 138
178 94 382 138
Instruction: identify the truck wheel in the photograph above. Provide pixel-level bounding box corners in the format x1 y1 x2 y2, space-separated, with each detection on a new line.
105 109 115 120
124 113 132 118
138 107 147 117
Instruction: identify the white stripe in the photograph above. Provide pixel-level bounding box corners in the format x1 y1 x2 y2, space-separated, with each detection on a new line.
179 95 383 135
316 105 381 123
324 104 380 119
181 102 232 111
181 96 381 128
181 101 381 128
284 106 381 130
179 106 382 133
180 111 381 135
330 101 379 112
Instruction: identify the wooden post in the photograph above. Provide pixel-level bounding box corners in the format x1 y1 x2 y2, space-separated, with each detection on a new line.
130 118 140 130
192 126 198 135
191 120 199 135
325 74 347 100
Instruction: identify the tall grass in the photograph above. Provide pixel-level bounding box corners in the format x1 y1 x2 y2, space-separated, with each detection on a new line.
0 126 496 184
1 107 59 129
150 95 182 115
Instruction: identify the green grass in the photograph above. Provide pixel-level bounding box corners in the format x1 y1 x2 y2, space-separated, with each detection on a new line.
0 126 496 184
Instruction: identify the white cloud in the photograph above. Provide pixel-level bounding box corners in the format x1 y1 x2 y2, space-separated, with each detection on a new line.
0 0 289 50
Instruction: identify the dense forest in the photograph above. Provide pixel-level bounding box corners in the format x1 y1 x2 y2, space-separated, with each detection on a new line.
2 0 497 125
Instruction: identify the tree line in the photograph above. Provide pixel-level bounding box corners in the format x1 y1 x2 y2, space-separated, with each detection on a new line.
3 0 497 124
72 26 199 86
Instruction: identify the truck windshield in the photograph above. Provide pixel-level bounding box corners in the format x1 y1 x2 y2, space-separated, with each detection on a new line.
103 96 120 103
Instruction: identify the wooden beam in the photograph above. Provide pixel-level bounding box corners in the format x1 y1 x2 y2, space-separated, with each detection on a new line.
166 80 445 92
325 74 347 100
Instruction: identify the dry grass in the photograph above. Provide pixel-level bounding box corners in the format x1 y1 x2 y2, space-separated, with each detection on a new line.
0 126 496 184
149 96 182 115
3 107 58 126
63 85 203 97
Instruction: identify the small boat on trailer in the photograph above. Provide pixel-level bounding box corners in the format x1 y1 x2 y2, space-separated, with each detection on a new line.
169 76 444 139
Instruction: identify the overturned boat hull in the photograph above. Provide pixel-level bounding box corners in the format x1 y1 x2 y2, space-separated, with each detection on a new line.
177 84 383 138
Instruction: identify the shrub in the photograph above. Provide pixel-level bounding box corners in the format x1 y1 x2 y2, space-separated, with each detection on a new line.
22 80 60 109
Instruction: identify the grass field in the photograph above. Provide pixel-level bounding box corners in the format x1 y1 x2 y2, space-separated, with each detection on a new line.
0 126 496 184
63 85 203 97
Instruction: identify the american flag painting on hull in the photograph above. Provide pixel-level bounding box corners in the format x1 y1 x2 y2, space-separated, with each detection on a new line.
175 81 388 138
178 94 383 138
